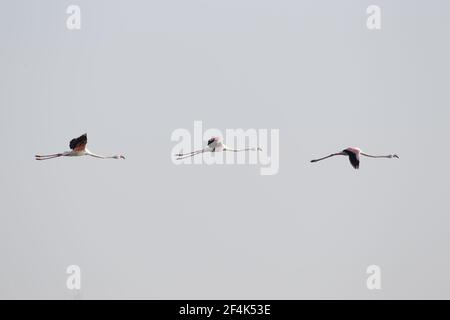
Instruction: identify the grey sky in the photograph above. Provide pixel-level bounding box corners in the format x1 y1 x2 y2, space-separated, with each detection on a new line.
1 0 449 299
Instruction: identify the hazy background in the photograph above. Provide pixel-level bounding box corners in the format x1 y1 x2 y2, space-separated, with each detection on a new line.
1 0 449 299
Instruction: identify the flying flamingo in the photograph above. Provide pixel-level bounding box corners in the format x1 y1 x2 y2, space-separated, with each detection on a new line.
175 136 262 160
35 133 125 160
310 147 398 169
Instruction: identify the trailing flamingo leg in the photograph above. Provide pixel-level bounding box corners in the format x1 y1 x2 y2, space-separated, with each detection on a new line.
176 150 205 160
35 154 63 160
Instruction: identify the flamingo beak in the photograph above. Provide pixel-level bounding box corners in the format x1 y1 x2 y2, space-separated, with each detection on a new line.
393 154 399 159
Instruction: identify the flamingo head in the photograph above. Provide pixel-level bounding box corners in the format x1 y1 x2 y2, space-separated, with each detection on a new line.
114 155 126 159
386 154 399 159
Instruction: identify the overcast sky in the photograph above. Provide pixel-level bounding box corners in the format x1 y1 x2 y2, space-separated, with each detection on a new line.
1 0 449 299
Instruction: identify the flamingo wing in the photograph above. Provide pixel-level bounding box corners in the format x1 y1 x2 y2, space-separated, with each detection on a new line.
69 133 88 151
343 149 360 169
207 137 217 146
